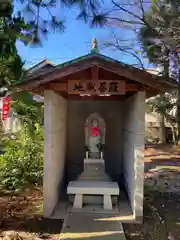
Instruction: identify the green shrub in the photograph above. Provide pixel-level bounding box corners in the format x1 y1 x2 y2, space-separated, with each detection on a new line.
0 123 43 190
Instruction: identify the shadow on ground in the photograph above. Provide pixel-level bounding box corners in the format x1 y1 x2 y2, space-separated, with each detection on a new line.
1 218 63 237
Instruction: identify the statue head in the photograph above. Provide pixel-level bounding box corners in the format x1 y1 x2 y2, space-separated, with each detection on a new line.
91 119 98 127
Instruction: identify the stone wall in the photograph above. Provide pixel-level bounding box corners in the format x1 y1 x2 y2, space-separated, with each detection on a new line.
43 91 67 217
66 100 123 184
122 92 145 220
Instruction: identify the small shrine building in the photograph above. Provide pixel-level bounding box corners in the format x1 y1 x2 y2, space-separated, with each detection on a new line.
17 40 177 223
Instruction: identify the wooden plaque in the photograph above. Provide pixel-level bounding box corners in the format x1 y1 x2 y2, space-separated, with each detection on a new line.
68 80 125 95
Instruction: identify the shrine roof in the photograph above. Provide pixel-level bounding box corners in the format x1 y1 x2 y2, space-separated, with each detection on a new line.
27 58 55 74
16 52 178 93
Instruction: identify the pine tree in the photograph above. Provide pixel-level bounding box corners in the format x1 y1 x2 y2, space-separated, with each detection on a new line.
140 0 180 144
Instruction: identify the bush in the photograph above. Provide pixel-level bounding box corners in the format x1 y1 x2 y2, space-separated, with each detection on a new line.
0 123 43 190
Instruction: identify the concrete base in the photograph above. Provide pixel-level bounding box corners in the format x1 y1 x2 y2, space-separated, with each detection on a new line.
52 190 139 224
78 159 111 182
60 213 126 240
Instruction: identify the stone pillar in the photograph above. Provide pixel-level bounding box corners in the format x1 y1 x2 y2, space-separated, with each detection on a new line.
43 90 67 217
122 91 145 221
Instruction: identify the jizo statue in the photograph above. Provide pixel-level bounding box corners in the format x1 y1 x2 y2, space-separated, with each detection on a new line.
85 113 106 159
89 119 101 154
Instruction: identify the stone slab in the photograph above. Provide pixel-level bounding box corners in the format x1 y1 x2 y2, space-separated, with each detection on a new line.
84 159 105 164
60 213 126 240
67 181 119 195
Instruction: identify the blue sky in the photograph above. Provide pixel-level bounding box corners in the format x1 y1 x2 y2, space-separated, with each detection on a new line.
15 2 150 69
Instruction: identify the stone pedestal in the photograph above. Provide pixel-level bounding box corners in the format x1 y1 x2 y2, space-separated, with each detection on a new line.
78 159 110 182
69 158 117 205
68 158 119 206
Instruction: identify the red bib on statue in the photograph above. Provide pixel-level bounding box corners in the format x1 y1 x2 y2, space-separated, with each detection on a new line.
89 126 100 137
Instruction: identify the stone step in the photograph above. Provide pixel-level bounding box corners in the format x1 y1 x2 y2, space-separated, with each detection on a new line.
78 177 110 181
79 176 109 180
79 173 110 178
60 213 126 240
79 174 108 178
79 177 111 181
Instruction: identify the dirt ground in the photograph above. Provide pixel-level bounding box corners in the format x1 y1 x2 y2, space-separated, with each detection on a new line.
0 144 180 239
124 144 180 240
0 187 63 239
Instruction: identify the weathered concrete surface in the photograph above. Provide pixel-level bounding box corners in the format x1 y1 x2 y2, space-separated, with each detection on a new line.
60 213 126 240
44 90 67 217
79 159 110 182
122 91 145 220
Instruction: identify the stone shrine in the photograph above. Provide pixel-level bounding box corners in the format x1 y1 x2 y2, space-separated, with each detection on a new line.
16 38 177 222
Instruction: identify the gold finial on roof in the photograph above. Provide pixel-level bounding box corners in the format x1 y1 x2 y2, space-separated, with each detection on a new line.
91 38 99 53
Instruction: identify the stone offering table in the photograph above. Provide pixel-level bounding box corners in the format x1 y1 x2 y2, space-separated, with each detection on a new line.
67 180 119 210
67 157 120 207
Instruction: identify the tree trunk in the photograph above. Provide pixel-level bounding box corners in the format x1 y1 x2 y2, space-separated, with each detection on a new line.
176 86 180 144
171 126 177 145
159 114 165 143
158 51 169 144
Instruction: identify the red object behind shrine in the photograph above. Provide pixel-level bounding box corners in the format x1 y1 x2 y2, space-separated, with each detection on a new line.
2 96 10 121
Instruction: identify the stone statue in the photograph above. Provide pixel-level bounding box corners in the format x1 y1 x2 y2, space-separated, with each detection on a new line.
85 113 106 159
91 38 99 53
89 119 101 156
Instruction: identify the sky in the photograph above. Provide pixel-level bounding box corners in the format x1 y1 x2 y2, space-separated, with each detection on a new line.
15 2 150 69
